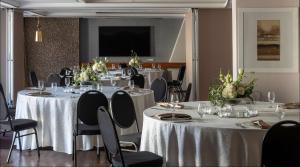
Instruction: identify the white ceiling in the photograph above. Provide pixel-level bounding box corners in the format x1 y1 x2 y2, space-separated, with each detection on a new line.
5 0 229 17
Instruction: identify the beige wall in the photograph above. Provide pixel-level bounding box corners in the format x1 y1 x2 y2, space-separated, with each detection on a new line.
233 0 300 103
198 9 233 100
24 18 80 82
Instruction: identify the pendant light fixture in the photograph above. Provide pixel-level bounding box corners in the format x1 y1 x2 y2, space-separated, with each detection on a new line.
35 17 42 42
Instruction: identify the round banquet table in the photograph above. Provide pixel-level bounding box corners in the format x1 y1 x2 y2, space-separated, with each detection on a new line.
140 101 300 167
15 86 155 154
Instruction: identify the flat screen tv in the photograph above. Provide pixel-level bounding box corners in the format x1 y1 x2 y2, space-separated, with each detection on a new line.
99 26 151 57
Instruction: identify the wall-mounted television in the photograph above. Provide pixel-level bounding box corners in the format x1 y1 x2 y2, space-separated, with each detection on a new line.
99 26 151 57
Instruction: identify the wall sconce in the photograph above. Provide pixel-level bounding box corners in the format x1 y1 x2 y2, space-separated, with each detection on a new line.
35 17 42 42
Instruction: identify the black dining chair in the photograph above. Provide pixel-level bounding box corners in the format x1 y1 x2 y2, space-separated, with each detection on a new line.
130 67 139 76
97 106 163 167
0 83 40 163
261 120 300 167
182 83 192 102
111 90 141 151
167 65 186 92
73 90 108 166
151 78 168 102
47 73 61 86
119 63 128 69
130 74 145 89
59 67 72 86
29 71 38 87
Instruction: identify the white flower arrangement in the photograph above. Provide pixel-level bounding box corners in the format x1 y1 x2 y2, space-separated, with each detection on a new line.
92 57 108 74
128 50 141 68
73 65 98 86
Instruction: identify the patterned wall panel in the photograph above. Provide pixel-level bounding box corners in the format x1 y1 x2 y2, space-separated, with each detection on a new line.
24 18 79 82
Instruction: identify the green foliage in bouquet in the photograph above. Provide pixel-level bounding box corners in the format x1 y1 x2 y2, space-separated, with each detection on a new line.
73 65 98 86
208 69 256 106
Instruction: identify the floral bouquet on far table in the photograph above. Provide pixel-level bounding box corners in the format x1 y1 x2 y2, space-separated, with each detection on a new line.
73 65 98 86
129 50 141 68
208 69 256 107
92 57 108 74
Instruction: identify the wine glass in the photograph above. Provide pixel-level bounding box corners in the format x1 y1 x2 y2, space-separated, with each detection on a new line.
128 80 135 90
51 82 58 92
267 91 276 107
157 64 161 70
65 77 70 87
152 63 156 69
170 92 179 112
275 104 285 120
38 80 45 94
111 64 116 70
110 78 117 88
197 103 204 119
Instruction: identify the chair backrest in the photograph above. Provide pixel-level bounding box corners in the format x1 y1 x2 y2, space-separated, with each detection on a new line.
130 67 138 76
97 107 125 166
77 90 108 126
161 69 171 82
29 71 38 87
184 83 192 102
151 78 167 102
130 74 145 88
261 120 300 167
177 65 186 82
47 73 61 86
119 63 128 69
0 83 12 127
59 67 72 86
111 90 139 131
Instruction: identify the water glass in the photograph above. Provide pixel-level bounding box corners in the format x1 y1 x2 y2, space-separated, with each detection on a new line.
170 92 179 112
128 80 135 90
197 103 204 118
152 63 156 69
110 78 117 87
111 64 116 70
157 64 161 70
51 82 58 92
275 104 285 120
267 91 276 107
38 80 45 91
65 77 71 87
96 83 102 92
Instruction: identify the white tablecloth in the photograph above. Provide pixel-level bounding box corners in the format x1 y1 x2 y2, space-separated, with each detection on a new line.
140 101 300 167
15 86 155 154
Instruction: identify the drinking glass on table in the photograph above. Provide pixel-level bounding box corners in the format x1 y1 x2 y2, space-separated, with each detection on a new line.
267 91 276 107
157 64 161 70
65 77 71 88
152 63 156 69
170 92 179 112
110 78 117 88
128 80 135 90
275 104 285 120
51 82 58 92
111 64 116 70
38 80 45 94
197 103 204 118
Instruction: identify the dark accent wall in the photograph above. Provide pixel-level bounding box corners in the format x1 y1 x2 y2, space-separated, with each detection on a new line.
24 18 79 82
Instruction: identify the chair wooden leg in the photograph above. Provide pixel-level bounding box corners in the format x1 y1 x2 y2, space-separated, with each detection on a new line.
17 132 22 153
6 132 17 163
33 128 40 158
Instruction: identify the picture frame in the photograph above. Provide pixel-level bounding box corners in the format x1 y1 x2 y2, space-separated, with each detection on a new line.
238 8 299 73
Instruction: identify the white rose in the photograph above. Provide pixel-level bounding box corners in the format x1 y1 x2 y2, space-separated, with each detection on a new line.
222 84 237 99
129 59 134 66
237 86 245 96
80 71 89 81
92 63 98 72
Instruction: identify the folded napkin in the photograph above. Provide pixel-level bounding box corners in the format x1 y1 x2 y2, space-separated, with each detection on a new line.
26 91 52 97
252 120 271 129
157 102 184 109
281 103 300 109
155 113 192 121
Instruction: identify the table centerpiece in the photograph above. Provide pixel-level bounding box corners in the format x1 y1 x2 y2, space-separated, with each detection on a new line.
208 69 256 107
129 50 141 68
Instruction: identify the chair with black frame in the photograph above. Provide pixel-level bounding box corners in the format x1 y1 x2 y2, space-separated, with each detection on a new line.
97 106 163 167
181 83 192 102
59 67 72 86
73 90 109 166
150 78 168 102
47 73 61 86
29 71 38 87
130 67 139 76
0 83 40 163
130 74 145 89
111 90 141 152
167 65 186 93
119 63 128 69
261 120 300 167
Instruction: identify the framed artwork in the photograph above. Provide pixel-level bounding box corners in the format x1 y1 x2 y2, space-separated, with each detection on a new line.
238 8 299 72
